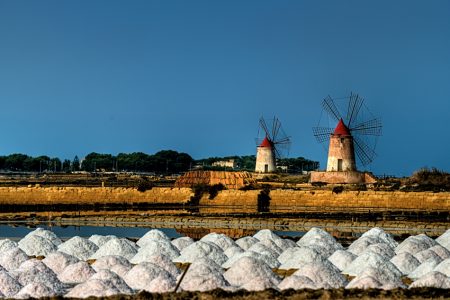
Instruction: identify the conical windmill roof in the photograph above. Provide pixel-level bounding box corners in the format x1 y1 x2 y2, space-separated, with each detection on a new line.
259 137 273 148
333 119 351 136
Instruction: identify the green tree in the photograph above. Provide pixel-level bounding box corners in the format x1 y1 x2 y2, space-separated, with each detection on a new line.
72 156 80 171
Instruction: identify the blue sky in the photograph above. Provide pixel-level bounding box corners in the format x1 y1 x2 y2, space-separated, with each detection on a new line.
0 0 449 176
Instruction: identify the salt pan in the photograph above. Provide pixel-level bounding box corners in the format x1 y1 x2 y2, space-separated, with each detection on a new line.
171 236 194 252
58 261 96 284
42 251 79 275
91 255 132 278
409 271 450 289
327 250 356 271
235 236 259 250
390 252 421 275
58 236 99 261
90 238 138 260
0 270 22 297
131 239 180 263
0 248 29 271
224 256 280 287
136 229 170 247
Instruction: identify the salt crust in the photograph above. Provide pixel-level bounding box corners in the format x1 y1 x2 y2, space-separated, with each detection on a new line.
136 229 170 248
0 270 22 297
360 227 398 249
360 243 396 260
433 258 450 277
58 236 99 261
43 251 79 275
123 262 175 292
395 234 437 255
224 245 244 258
414 248 443 264
200 233 237 251
409 271 450 289
131 239 180 263
88 235 117 247
14 282 59 299
90 238 138 260
292 260 347 289
408 256 443 279
390 252 421 275
90 269 134 294
253 229 292 250
223 256 280 287
173 241 228 265
436 228 450 250
91 255 132 278
180 259 229 292
22 228 62 247
18 234 58 257
222 250 280 269
65 279 121 298
278 275 317 290
0 248 29 271
327 250 356 271
58 261 96 284
235 236 259 251
13 259 65 294
0 239 18 253
279 246 324 270
343 252 401 277
171 236 194 252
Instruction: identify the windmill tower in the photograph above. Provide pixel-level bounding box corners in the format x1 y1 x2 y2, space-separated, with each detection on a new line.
255 117 291 173
311 93 382 183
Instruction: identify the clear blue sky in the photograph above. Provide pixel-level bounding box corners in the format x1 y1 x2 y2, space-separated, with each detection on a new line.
0 0 449 176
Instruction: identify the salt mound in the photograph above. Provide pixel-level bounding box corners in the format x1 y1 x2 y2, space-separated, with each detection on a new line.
222 250 280 269
18 234 58 257
131 239 180 263
396 234 437 255
200 232 237 251
328 250 356 271
171 236 194 252
292 260 347 288
343 252 401 277
134 253 180 278
428 245 450 260
90 269 133 294
240 276 279 291
173 241 227 265
434 258 450 276
279 246 324 270
409 271 450 288
65 279 121 298
91 255 132 278
253 229 292 249
248 242 281 258
360 227 398 249
360 243 396 259
409 256 443 279
278 247 300 264
348 236 385 256
278 275 317 290
390 252 421 275
0 270 22 297
180 259 228 292
42 251 79 275
0 239 18 253
88 235 117 247
356 266 405 287
90 238 138 260
58 261 96 284
136 229 170 247
297 227 343 257
14 259 65 293
235 236 259 250
22 228 62 247
14 282 59 299
224 256 280 287
436 228 450 250
123 262 175 292
414 248 443 264
224 245 244 258
58 236 99 261
346 275 383 289
0 248 29 271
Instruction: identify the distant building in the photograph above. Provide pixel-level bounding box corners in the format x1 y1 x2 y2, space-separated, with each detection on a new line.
212 159 237 169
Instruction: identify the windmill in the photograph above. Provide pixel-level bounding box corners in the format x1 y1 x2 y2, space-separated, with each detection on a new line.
312 93 382 172
255 116 291 173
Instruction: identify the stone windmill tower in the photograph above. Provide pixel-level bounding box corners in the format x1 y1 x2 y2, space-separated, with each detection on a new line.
311 93 382 183
255 117 291 173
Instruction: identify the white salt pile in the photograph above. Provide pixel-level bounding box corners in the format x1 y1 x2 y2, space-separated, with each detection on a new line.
0 270 22 297
222 250 280 269
91 255 133 278
0 248 29 271
291 260 347 289
65 279 122 298
18 235 58 257
409 271 450 289
428 245 450 260
434 258 450 277
58 261 96 284
235 236 259 250
436 228 450 250
224 245 244 258
42 251 79 275
180 258 229 292
278 275 317 290
348 236 384 256
123 262 176 293
390 252 421 275
346 276 384 289
414 248 443 264
89 269 134 294
297 227 343 257
278 247 300 265
224 256 280 289
23 228 62 246
171 236 194 252
58 236 99 261
90 238 138 260
248 241 281 258
328 250 356 271
253 229 293 250
173 241 228 265
13 259 65 294
88 235 117 247
240 276 279 292
14 282 59 299
131 239 180 263
136 253 180 278
136 229 170 247
200 232 237 251
343 252 402 278
360 227 398 249
351 266 405 288
408 256 443 279
360 243 396 260
0 239 18 253
279 246 324 270
396 234 437 255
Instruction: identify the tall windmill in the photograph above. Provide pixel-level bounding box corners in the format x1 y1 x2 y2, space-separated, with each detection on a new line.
255 117 291 173
312 93 382 172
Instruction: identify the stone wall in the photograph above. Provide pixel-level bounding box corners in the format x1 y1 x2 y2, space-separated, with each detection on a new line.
310 171 377 184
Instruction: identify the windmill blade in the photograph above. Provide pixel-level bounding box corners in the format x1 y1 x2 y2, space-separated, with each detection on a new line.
259 117 270 138
273 136 291 145
272 117 282 141
350 118 382 136
353 136 377 167
322 95 342 122
312 127 333 144
347 93 364 128
273 141 290 159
